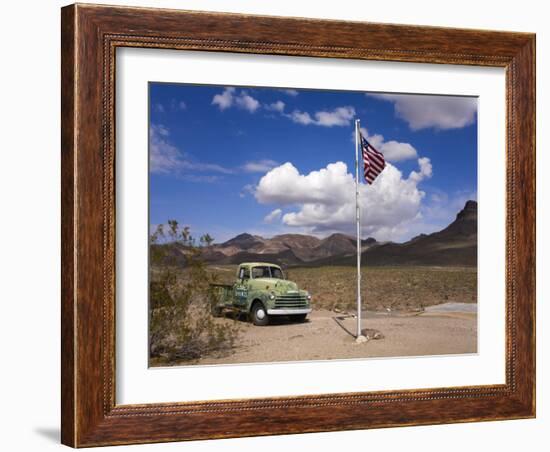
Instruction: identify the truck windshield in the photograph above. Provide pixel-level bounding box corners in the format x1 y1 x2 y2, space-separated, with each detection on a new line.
251 266 284 279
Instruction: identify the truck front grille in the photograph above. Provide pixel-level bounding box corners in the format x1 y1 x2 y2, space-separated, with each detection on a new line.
274 294 308 309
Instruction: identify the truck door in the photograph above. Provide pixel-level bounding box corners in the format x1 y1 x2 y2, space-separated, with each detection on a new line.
235 267 250 306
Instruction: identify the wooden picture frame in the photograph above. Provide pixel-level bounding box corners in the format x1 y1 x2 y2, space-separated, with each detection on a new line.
61 3 535 447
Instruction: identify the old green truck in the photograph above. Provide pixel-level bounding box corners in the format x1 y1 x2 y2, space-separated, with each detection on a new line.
210 262 312 326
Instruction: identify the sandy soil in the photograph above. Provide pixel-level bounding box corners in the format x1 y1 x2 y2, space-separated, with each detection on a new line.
183 304 477 366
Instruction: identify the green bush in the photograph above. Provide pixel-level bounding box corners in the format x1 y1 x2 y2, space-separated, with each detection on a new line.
149 222 240 363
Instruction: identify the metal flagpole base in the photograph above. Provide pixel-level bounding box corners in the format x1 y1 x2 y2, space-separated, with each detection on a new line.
355 335 368 344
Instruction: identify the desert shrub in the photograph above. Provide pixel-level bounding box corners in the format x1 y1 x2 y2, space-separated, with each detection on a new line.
149 222 240 363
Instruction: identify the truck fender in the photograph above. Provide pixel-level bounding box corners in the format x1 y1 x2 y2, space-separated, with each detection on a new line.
249 298 265 312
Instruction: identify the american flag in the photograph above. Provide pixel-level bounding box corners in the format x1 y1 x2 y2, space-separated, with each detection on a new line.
360 134 386 184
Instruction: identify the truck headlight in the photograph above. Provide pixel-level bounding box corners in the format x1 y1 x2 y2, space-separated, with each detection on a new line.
306 293 312 301
269 293 275 300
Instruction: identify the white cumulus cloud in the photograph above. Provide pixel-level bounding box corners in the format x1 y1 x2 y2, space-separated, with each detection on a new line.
358 126 418 162
369 93 477 130
409 157 433 183
315 107 356 126
289 110 315 125
255 162 352 206
279 89 299 96
264 209 283 224
211 87 236 110
235 91 260 112
212 87 260 113
254 158 433 241
288 106 356 127
265 100 285 113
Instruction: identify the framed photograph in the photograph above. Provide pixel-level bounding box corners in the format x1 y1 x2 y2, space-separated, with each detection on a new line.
61 3 535 447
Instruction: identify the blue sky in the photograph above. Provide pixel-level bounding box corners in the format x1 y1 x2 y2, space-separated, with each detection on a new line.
149 83 477 243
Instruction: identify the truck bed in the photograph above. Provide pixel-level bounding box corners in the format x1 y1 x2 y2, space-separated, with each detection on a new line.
210 283 234 306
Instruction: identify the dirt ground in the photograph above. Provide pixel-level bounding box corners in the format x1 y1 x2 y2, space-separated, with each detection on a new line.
177 304 477 366
150 265 478 367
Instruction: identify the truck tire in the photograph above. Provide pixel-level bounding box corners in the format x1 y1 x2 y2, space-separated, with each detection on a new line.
251 302 269 326
211 305 223 318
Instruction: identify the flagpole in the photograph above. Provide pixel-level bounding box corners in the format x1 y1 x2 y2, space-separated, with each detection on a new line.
355 119 366 342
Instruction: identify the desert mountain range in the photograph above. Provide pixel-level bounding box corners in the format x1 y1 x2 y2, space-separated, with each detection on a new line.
196 200 478 267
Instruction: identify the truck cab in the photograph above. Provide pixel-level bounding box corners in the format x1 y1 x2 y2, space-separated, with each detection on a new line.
211 262 312 326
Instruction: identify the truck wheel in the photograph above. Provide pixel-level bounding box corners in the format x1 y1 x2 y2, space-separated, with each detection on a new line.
210 304 223 318
251 302 269 326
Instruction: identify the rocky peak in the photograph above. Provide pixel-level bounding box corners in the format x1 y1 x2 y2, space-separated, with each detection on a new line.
222 233 263 249
456 200 477 222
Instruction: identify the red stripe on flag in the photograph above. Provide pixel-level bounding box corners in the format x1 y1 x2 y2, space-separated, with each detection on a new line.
360 134 386 184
